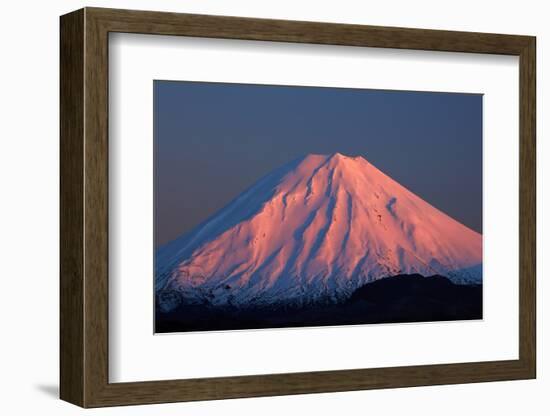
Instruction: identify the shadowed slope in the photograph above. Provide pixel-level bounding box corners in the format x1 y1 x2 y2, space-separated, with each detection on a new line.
156 274 482 332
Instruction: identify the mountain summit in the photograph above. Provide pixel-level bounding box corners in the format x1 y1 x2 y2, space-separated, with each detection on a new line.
156 153 482 307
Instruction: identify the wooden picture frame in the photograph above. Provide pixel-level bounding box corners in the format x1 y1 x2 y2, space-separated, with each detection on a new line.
60 7 536 408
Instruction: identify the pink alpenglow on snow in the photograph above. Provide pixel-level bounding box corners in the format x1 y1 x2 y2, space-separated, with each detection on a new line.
156 153 482 307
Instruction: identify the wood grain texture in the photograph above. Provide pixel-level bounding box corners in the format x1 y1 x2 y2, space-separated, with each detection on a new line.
518 38 536 375
89 7 532 54
59 8 84 407
59 7 537 408
83 10 110 406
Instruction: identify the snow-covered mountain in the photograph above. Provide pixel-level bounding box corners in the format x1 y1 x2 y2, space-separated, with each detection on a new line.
156 153 482 308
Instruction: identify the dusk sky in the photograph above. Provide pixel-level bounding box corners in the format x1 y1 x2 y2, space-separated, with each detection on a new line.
154 81 482 249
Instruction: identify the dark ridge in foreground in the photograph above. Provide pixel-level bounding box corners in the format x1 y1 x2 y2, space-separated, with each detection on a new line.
155 274 482 333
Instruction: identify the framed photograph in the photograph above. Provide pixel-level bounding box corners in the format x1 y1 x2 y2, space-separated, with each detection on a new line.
60 7 536 407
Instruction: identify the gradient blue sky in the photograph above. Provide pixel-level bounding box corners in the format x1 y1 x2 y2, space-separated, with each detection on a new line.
155 81 482 248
